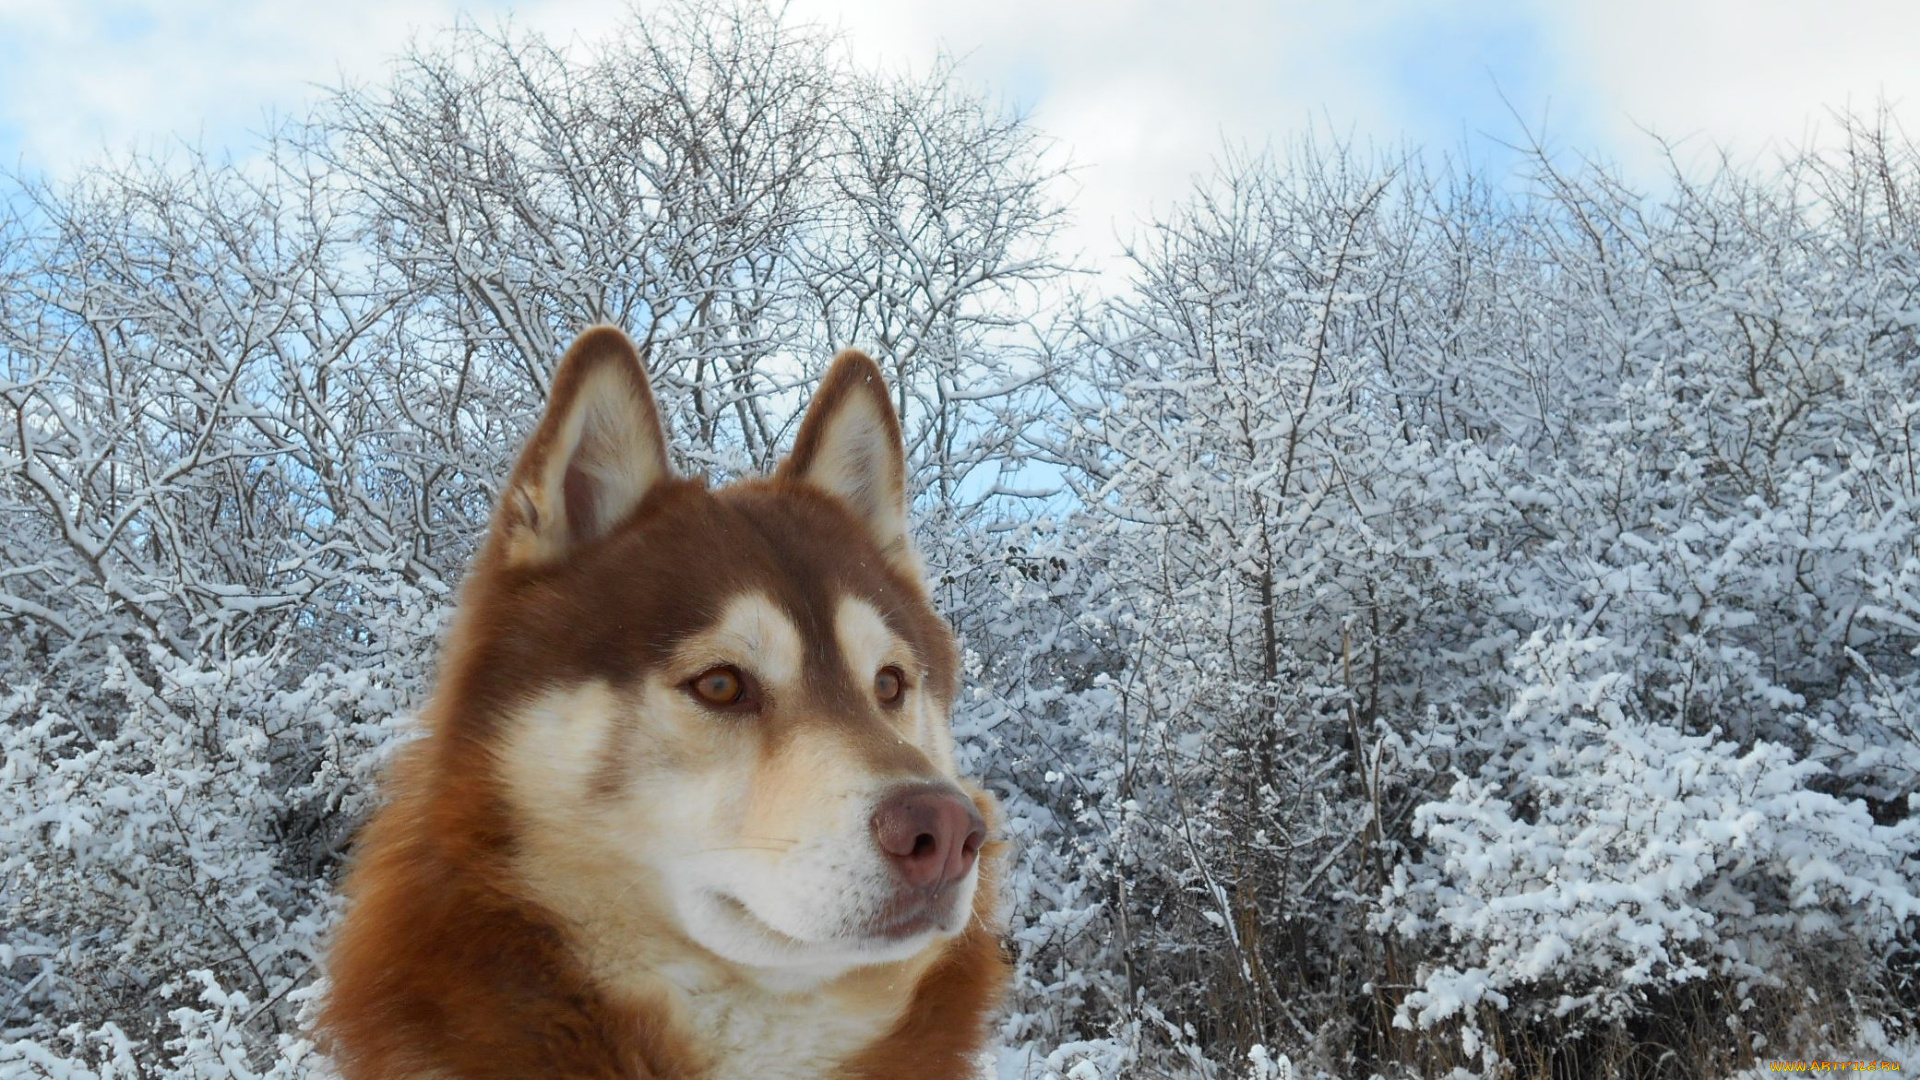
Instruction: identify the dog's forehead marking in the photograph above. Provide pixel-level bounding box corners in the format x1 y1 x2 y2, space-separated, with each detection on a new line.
833 595 908 679
692 591 803 687
832 592 954 772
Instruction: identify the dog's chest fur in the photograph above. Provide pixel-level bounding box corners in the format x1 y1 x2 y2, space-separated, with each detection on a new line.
654 962 905 1080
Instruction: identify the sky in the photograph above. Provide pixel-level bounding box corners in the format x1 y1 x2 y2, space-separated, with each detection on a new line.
3 0 1920 269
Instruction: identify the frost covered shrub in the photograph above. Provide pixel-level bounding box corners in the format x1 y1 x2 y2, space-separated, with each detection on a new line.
1387 629 1920 1064
940 521 1133 1055
0 640 418 1078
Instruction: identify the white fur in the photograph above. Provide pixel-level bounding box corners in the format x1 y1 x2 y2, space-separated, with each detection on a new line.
832 594 903 682
697 590 803 687
569 366 670 537
654 955 919 1080
807 392 898 532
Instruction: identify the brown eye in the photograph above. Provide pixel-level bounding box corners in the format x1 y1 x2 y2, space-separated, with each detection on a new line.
875 665 905 706
689 666 747 707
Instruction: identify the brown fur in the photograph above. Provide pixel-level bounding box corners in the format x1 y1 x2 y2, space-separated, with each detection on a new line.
321 329 1007 1079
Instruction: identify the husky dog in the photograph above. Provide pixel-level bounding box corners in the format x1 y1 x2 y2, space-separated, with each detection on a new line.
321 327 1005 1079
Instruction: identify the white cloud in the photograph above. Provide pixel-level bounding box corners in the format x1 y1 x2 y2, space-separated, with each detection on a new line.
1536 0 1920 175
5 0 1919 272
0 0 607 167
775 0 1423 267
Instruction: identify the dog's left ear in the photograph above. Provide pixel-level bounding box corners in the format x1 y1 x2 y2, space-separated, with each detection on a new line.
776 350 919 576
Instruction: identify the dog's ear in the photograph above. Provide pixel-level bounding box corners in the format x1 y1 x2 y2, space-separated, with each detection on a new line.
776 350 919 576
493 326 671 567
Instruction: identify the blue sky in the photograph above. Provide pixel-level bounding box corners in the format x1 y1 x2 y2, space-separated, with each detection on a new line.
3 0 1918 269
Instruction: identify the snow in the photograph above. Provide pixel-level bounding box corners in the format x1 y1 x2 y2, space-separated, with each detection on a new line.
4 10 1920 1080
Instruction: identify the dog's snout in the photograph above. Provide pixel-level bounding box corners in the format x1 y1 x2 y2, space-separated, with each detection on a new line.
870 784 986 889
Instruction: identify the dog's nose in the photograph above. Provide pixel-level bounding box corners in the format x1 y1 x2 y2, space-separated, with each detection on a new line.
870 784 987 889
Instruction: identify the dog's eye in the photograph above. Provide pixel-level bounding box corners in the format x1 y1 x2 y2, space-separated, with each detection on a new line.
689 666 748 707
874 665 905 706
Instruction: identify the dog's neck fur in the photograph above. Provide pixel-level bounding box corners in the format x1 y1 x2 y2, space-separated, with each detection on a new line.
322 746 1003 1080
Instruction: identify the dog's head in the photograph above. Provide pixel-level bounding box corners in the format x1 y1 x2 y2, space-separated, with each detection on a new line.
445 327 983 985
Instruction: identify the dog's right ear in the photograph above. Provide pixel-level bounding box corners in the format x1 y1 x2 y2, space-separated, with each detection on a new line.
492 326 671 567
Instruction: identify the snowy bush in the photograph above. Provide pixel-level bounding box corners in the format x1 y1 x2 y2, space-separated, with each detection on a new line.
1387 628 1920 1061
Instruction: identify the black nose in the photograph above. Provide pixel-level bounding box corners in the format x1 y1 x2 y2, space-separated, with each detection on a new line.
869 783 987 889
